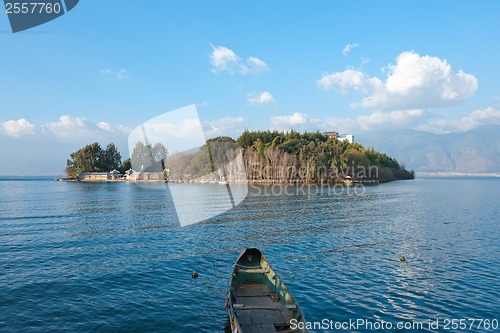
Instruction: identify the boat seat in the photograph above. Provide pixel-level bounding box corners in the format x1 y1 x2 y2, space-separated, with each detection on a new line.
239 268 270 274
232 304 282 310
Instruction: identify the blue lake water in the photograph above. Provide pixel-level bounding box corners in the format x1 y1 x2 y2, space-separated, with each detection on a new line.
0 177 499 332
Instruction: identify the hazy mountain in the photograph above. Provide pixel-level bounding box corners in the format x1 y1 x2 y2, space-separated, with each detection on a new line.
357 125 500 173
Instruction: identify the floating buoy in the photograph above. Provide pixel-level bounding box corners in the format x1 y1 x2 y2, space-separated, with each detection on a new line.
192 271 199 279
400 256 407 262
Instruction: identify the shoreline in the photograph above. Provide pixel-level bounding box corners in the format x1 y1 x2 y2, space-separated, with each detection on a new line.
55 178 382 185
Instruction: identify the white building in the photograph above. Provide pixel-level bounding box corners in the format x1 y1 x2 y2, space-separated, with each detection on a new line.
338 134 354 144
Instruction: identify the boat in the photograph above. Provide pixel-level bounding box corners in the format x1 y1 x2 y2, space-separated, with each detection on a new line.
226 248 307 333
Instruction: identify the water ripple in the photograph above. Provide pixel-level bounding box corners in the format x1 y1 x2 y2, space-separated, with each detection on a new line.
0 178 499 332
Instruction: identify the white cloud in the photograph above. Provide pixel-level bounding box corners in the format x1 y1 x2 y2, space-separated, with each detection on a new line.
268 109 432 134
0 116 131 140
209 45 240 74
421 107 500 133
0 118 36 138
321 117 358 135
44 115 95 139
101 68 130 79
240 56 270 75
97 122 111 130
247 91 276 105
343 43 359 56
319 51 478 111
0 116 133 175
210 45 269 75
271 112 308 127
318 69 382 95
116 69 130 80
40 115 131 142
356 109 430 131
204 117 246 137
268 107 500 135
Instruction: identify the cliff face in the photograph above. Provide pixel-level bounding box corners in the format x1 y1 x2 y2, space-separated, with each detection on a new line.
165 132 414 183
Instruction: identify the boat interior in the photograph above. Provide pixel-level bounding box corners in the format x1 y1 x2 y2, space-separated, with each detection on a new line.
228 249 304 333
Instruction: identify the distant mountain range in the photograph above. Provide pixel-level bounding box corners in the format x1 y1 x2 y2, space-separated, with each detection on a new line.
357 125 500 174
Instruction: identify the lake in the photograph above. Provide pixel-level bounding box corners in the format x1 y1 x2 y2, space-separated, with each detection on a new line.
0 177 498 332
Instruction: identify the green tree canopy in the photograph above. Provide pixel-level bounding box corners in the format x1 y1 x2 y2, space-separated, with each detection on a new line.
65 142 124 178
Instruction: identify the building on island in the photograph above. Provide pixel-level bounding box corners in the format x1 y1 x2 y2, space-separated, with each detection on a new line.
109 169 121 180
77 172 110 181
338 134 354 144
323 131 339 139
78 170 124 181
125 169 165 182
323 131 354 144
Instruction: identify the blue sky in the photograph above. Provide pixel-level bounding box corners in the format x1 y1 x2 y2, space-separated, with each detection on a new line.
1 1 500 174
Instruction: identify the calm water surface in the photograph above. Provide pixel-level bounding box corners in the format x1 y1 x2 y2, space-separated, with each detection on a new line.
0 177 498 332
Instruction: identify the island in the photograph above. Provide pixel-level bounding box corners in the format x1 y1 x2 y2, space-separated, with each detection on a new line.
58 130 414 184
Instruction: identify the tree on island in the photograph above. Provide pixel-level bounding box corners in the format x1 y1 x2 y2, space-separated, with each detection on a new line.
65 142 123 178
172 130 414 183
130 142 168 172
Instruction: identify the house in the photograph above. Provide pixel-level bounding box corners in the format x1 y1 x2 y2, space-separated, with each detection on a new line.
125 169 138 181
109 169 122 180
77 170 124 181
323 131 339 139
136 172 165 182
125 169 165 182
78 172 110 181
338 134 354 144
324 131 354 143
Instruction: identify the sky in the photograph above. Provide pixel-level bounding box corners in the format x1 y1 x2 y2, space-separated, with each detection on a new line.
1 1 500 175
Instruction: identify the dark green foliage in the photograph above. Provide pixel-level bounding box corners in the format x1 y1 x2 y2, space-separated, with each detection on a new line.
65 142 123 177
169 130 414 183
232 131 414 183
120 158 132 173
101 143 122 171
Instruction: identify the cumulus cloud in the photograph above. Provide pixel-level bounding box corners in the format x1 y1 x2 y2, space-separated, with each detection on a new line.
270 112 309 128
0 116 131 140
240 56 270 75
210 45 269 75
322 117 358 135
246 91 276 105
268 109 433 134
318 51 478 111
204 117 246 137
209 45 240 74
318 69 382 95
421 107 500 133
0 118 36 138
267 107 500 135
43 115 97 139
343 43 359 56
356 109 430 131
